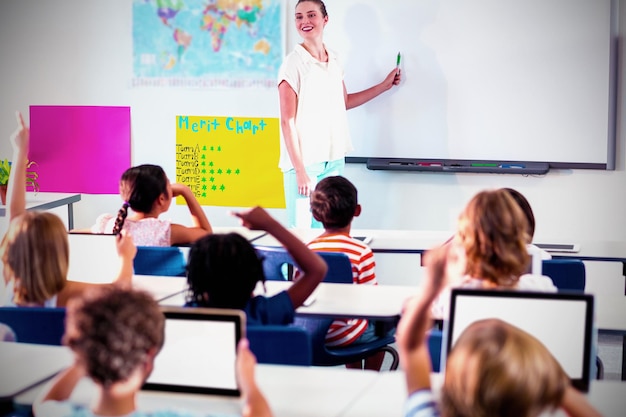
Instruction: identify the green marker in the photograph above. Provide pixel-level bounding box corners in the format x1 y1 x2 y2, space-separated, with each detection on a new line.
396 52 401 75
471 163 498 167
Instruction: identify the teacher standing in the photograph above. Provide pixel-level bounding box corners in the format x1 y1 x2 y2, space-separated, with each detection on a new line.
278 0 402 228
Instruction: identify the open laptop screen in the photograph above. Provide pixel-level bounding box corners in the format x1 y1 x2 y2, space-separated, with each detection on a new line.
143 307 245 396
445 289 594 392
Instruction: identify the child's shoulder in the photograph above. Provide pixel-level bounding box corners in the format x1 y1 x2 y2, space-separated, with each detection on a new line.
308 233 372 253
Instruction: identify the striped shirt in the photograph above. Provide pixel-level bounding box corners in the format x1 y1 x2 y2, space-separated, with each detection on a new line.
307 233 377 347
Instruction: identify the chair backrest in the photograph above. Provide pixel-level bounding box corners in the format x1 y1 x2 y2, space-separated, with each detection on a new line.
134 246 187 276
255 245 293 281
255 246 353 284
427 328 443 372
0 307 66 345
542 259 586 292
247 325 312 366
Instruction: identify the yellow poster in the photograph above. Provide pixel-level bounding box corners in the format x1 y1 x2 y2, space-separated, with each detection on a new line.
175 116 285 208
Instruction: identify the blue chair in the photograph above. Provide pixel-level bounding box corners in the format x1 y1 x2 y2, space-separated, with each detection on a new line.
247 325 312 366
292 316 399 369
134 246 187 276
0 307 66 345
542 259 586 292
255 245 354 283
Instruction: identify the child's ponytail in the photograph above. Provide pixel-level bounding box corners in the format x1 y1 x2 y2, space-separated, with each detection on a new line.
112 202 130 235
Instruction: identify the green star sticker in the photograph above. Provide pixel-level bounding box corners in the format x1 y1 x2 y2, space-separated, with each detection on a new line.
201 177 206 183
201 154 206 159
202 184 207 191
226 168 232 175
201 161 206 166
212 185 217 191
217 168 223 175
201 192 206 197
201 169 206 174
209 161 214 167
220 184 226 191
210 169 215 174
235 168 241 175
209 146 214 151
210 177 215 183
202 146 207 151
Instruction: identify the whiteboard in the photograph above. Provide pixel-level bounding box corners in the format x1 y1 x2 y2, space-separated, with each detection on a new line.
313 0 617 169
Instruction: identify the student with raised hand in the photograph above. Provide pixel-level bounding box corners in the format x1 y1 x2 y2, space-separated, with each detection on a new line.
90 164 212 246
397 244 601 417
1 111 135 308
185 206 327 325
33 286 273 417
278 0 401 228
307 175 389 370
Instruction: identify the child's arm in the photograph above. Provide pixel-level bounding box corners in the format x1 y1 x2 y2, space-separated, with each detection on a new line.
396 244 449 394
237 338 273 417
560 386 602 417
113 229 136 286
8 111 29 220
169 183 212 245
234 206 327 309
33 362 85 407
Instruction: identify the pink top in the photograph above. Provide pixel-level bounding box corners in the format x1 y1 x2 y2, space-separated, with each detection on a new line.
91 214 171 247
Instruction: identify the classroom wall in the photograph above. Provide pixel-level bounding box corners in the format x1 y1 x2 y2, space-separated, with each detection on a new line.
0 0 624 245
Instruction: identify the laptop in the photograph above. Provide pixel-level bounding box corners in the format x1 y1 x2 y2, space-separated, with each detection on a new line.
67 233 121 284
443 288 594 391
143 307 245 396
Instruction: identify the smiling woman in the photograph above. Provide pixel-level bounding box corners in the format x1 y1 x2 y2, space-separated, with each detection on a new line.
277 0 402 229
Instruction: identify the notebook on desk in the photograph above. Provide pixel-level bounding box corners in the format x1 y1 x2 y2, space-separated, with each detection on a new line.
443 289 594 392
143 307 245 396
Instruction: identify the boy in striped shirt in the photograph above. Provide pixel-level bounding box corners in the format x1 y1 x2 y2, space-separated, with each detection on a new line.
307 175 391 370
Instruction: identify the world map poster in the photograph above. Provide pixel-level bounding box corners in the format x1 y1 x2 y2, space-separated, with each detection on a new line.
133 0 284 88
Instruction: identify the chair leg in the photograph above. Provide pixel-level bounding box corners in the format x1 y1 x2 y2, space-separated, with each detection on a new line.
381 346 400 371
596 356 604 380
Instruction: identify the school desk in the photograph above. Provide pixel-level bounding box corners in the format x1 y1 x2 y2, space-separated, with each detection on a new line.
0 192 81 229
132 275 187 302
158 280 416 322
13 348 380 417
340 369 626 417
12 350 625 417
0 342 73 401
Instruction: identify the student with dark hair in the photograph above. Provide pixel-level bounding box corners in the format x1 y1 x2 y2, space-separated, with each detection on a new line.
307 176 390 370
502 187 551 259
90 164 212 246
34 286 273 417
185 206 327 325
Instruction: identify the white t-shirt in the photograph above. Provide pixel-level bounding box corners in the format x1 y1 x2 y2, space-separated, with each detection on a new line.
431 274 558 320
277 44 353 171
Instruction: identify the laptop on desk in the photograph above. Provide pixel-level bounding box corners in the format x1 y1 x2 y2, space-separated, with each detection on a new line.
443 288 594 392
143 307 245 396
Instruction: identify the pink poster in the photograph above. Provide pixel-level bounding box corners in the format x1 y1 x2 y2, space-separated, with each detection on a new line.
29 106 131 194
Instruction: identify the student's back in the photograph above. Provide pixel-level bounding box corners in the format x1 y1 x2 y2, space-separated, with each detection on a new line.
90 164 212 246
185 206 327 326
